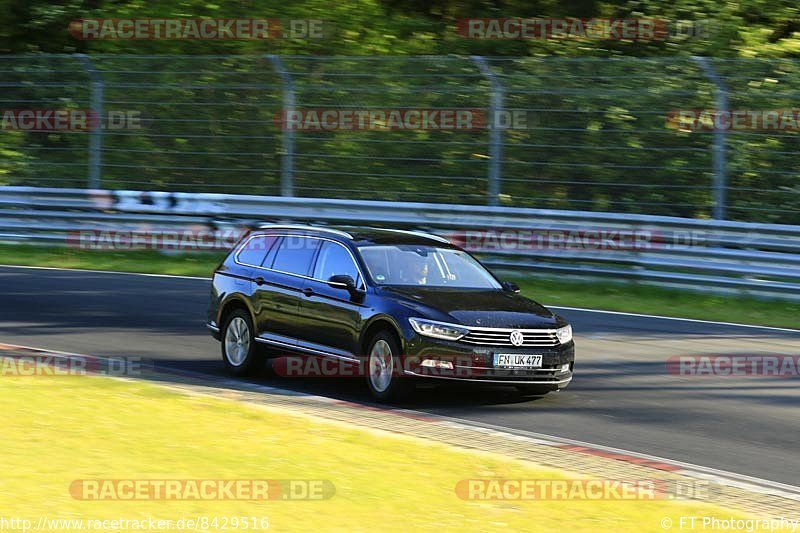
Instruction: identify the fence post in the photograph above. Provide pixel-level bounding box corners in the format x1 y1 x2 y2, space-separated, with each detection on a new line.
470 55 504 207
692 56 728 220
77 54 104 189
267 55 295 197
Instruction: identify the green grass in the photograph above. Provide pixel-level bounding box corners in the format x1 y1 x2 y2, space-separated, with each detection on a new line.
1 243 797 329
0 243 226 277
2 376 755 532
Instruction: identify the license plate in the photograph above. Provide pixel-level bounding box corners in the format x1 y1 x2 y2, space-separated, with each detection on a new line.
494 354 543 369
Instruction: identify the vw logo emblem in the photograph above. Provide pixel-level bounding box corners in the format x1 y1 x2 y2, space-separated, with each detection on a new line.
509 330 525 346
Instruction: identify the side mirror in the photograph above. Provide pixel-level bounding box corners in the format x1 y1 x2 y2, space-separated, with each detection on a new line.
501 281 521 293
328 275 364 300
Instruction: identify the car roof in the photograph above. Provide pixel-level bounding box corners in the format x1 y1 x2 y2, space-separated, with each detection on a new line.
255 224 453 247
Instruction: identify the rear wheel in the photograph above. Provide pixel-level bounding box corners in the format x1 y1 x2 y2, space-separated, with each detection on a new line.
366 330 412 402
221 309 264 376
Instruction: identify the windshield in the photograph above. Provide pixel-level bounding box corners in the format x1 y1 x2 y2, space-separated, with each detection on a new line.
358 245 501 289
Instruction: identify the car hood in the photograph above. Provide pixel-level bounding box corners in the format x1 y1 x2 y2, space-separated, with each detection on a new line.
381 286 559 329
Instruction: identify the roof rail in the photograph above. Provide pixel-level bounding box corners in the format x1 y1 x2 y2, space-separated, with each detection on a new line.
379 228 451 244
257 224 354 239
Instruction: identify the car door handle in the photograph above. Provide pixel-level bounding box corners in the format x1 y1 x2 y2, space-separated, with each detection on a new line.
254 276 266 286
302 288 314 297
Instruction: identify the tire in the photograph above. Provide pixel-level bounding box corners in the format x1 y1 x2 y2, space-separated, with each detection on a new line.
365 330 413 402
516 385 556 396
221 309 265 376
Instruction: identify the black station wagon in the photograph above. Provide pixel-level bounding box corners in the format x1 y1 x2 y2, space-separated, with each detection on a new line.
207 225 575 401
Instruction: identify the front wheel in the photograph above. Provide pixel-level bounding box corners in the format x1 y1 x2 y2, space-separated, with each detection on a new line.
221 309 264 376
366 331 412 402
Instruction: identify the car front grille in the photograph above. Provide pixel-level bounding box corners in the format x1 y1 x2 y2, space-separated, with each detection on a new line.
460 327 560 347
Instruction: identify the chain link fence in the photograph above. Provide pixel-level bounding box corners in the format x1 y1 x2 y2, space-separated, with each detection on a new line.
1 55 799 224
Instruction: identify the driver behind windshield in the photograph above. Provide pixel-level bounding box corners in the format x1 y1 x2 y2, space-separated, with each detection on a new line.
401 253 429 285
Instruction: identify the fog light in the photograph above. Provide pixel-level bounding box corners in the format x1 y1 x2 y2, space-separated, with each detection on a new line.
421 359 454 370
560 363 571 373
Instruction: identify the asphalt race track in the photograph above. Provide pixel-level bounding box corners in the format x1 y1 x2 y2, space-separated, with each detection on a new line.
3 265 799 485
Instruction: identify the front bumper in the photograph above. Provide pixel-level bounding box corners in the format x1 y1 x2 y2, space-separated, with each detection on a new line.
402 335 575 388
206 321 221 340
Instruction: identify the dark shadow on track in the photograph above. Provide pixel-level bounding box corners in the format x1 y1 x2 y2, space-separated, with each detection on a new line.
150 356 546 409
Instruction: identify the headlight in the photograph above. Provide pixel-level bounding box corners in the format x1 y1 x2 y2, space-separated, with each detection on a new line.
556 324 573 344
409 318 469 341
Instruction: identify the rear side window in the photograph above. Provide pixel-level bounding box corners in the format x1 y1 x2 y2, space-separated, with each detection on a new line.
313 241 362 287
271 236 321 276
236 235 278 267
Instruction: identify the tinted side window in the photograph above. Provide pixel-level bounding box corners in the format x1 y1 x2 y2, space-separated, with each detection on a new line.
313 241 361 287
236 235 278 267
271 236 321 276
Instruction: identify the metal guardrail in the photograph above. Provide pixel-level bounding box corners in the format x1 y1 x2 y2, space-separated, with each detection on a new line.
4 55 800 224
1 186 799 299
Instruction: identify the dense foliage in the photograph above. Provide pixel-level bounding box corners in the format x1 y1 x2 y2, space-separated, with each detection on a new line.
1 1 799 222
